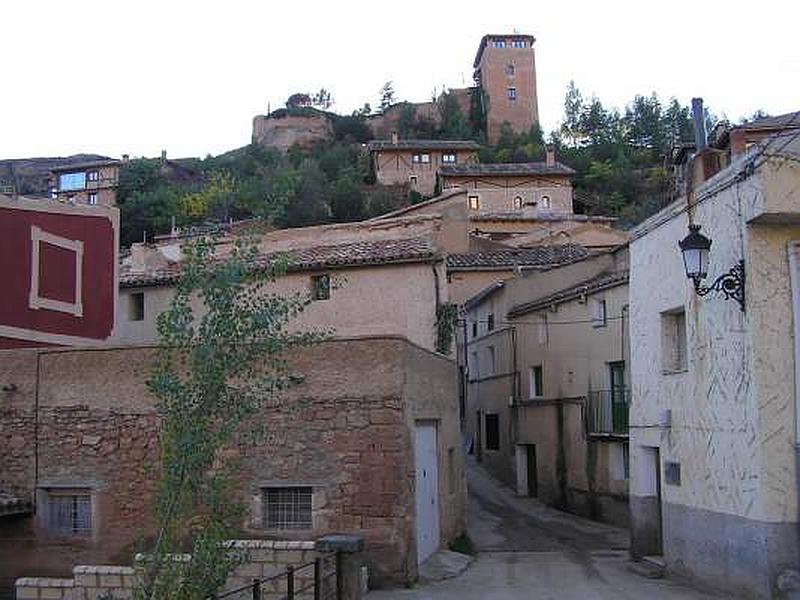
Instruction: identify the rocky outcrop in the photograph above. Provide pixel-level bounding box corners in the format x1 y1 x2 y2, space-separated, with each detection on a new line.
252 112 333 152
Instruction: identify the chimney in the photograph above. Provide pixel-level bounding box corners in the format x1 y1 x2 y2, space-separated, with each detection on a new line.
391 131 399 145
130 243 147 273
545 146 556 167
160 150 167 165
691 98 707 150
122 154 130 163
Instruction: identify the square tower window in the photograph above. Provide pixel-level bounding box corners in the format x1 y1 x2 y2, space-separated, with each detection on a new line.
505 64 515 76
493 40 506 48
468 195 480 210
512 39 526 48
507 87 517 101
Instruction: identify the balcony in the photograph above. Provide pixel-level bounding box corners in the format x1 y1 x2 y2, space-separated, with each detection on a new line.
586 389 629 437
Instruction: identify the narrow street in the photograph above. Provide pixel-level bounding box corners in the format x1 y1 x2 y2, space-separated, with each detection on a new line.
369 459 724 600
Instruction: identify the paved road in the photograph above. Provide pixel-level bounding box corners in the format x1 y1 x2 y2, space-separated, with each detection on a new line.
368 459 724 600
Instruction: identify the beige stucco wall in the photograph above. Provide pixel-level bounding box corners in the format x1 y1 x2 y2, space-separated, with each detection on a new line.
373 149 477 196
443 174 573 216
117 262 445 352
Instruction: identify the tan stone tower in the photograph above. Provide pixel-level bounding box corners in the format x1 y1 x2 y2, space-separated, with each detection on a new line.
473 34 539 144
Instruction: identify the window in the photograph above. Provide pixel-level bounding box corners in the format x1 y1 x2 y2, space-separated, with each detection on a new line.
59 172 86 191
470 351 479 379
540 195 551 209
420 153 430 164
591 298 607 328
412 154 420 163
512 39 526 48
442 153 456 163
468 195 480 210
493 39 506 48
486 313 495 331
262 487 312 529
47 490 92 536
87 192 98 205
529 365 543 398
409 175 418 186
487 345 495 375
513 196 524 209
129 292 144 322
50 187 57 199
505 63 515 76
661 308 688 372
507 87 517 101
87 171 99 182
485 414 500 450
471 321 478 338
311 274 330 301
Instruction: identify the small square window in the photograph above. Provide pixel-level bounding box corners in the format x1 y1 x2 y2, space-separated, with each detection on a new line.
513 196 523 209
47 490 92 536
529 365 543 398
311 274 330 301
442 153 456 164
485 414 500 450
420 154 430 164
263 487 312 530
493 40 506 49
487 313 495 331
539 195 551 209
87 171 99 182
505 64 515 76
129 292 144 322
88 192 98 205
507 87 517 101
412 154 421 163
512 39 526 48
468 196 480 210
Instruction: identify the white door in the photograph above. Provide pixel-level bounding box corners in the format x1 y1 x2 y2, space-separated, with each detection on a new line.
414 421 440 565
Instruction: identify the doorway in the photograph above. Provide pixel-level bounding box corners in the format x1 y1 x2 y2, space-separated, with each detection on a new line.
414 421 441 565
640 446 663 556
526 444 538 497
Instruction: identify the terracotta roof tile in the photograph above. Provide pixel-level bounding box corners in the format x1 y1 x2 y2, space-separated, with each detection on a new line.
439 162 575 177
367 139 481 152
120 236 437 288
447 244 589 270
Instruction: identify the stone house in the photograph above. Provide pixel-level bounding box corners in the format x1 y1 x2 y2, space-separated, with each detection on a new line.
115 214 461 352
473 34 539 144
461 247 630 526
438 152 574 216
49 159 121 207
0 194 119 350
627 131 800 597
0 336 465 593
366 136 480 196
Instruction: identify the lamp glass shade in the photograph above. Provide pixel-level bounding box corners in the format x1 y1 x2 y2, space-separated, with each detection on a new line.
679 224 712 280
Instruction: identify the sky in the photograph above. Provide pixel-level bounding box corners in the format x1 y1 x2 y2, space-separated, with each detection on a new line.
2 0 798 160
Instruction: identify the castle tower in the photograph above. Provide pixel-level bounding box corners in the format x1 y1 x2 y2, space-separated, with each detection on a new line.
473 34 539 144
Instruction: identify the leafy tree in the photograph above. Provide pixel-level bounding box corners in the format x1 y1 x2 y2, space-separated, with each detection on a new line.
379 81 396 112
286 93 312 109
312 88 334 110
328 169 366 222
141 236 320 600
282 161 331 227
438 91 473 139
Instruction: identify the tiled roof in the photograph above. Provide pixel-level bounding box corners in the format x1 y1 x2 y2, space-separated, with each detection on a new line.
447 244 589 271
120 236 438 288
51 159 121 172
508 270 629 318
471 212 616 223
742 110 800 131
366 139 481 152
439 162 575 177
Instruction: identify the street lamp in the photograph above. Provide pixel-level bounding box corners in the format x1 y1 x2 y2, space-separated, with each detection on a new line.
678 224 745 312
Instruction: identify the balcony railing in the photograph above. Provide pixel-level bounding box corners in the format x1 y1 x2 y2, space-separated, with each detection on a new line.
586 388 629 436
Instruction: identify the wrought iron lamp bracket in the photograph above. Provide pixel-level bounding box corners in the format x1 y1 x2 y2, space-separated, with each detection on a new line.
690 260 745 312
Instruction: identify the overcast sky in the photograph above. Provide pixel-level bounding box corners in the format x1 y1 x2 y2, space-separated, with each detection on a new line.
2 0 798 160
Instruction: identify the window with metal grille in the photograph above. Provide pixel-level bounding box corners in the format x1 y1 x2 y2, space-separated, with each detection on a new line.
48 491 92 536
263 487 312 529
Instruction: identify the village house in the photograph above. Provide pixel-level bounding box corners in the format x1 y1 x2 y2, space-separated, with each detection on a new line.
461 246 630 526
0 193 119 349
627 131 800 597
49 159 121 207
473 34 539 144
0 336 465 593
366 135 480 196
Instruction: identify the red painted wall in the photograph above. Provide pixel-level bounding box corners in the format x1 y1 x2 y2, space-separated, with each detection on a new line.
0 206 115 344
